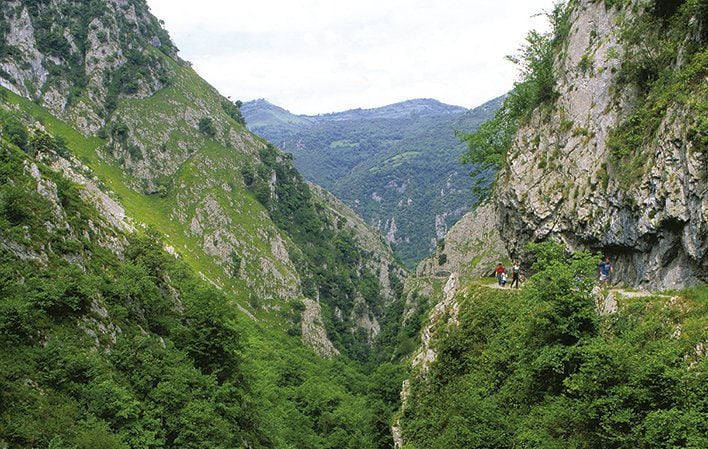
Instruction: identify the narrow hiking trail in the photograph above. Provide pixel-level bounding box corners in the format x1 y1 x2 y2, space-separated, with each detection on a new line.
483 280 673 299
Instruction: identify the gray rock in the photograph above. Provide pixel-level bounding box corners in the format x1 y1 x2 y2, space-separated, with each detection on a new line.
493 0 706 290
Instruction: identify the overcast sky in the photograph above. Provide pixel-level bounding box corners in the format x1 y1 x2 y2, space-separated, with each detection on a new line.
146 0 557 115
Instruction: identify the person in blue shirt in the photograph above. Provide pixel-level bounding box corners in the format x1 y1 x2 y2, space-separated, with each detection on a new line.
599 257 613 287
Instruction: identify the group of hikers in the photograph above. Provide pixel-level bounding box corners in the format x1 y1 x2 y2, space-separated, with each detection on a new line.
493 256 615 288
494 260 522 288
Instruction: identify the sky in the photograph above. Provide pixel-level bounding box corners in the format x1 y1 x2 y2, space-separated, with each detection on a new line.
146 0 558 115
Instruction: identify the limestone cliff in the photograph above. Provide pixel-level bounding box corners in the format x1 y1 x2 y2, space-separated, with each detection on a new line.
417 202 509 278
0 0 175 134
460 0 706 289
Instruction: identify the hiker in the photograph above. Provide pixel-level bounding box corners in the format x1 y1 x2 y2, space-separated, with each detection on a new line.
511 260 521 289
598 257 613 287
495 262 506 287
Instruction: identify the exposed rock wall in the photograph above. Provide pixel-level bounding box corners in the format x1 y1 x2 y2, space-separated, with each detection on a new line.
494 0 706 289
309 182 407 342
410 273 460 373
301 298 340 358
417 202 509 278
0 0 176 133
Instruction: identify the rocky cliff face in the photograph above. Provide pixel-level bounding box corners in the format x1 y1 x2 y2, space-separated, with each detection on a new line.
461 0 705 290
417 202 509 278
0 0 175 134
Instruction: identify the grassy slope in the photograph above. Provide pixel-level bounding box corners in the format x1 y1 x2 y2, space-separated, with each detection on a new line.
0 134 409 448
1 76 410 447
2 65 297 318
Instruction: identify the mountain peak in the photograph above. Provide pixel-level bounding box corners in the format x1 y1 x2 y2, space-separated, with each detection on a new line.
314 98 468 121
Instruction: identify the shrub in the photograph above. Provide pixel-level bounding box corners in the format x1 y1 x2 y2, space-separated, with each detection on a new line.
198 117 216 137
1 116 29 151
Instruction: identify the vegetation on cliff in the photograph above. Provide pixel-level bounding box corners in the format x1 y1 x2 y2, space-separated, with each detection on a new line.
460 1 573 197
401 243 707 448
606 0 707 187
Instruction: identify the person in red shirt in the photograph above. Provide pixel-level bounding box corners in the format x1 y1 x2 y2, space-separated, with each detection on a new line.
495 262 506 287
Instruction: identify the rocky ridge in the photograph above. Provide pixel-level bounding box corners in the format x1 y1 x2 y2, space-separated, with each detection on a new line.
0 0 175 134
417 202 509 278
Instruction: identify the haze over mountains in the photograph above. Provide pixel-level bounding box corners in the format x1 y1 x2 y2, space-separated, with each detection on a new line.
242 96 503 265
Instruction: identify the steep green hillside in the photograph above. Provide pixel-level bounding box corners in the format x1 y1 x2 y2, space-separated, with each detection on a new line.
242 97 503 266
399 243 707 448
0 0 410 359
0 1 419 447
0 129 413 448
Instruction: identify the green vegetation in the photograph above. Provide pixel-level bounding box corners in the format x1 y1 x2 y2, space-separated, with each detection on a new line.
0 111 29 151
0 119 408 449
242 97 503 266
0 134 257 447
607 0 707 189
197 116 216 137
104 48 170 115
244 143 406 361
401 242 707 448
221 98 246 125
374 285 435 362
460 1 573 198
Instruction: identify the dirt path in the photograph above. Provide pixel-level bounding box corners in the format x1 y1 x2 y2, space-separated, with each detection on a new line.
482 281 669 298
607 288 673 299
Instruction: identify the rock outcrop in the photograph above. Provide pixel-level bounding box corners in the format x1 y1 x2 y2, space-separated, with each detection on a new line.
491 0 705 289
417 202 509 278
301 298 340 358
0 0 176 134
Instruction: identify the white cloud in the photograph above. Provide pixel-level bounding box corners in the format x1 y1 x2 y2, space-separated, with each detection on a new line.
146 0 557 114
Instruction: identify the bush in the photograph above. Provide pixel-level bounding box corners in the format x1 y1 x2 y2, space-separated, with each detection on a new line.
2 116 29 152
401 242 707 448
221 99 245 125
198 117 216 137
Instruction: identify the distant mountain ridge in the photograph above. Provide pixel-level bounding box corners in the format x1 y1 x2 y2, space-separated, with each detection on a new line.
241 98 470 133
311 98 468 121
241 99 316 132
242 96 503 266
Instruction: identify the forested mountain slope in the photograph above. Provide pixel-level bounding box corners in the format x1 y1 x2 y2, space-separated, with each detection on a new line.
0 132 414 448
0 0 410 358
242 96 503 266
